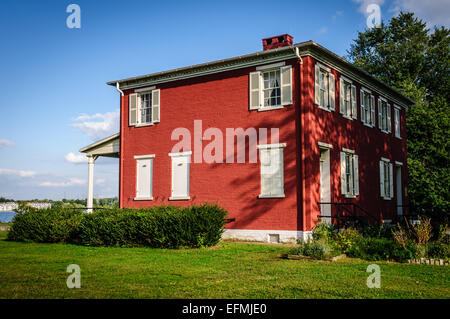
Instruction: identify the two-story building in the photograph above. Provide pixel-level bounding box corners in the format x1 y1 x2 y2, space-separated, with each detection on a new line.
80 34 414 243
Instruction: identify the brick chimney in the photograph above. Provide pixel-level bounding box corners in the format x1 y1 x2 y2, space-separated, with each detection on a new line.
262 34 293 50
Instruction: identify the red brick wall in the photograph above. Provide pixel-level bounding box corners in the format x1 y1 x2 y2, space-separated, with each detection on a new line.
119 59 302 231
301 56 408 228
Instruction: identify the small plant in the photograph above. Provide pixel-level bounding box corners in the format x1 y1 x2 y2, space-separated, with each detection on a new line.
292 239 334 260
392 225 408 249
332 227 361 254
412 216 433 256
312 222 334 242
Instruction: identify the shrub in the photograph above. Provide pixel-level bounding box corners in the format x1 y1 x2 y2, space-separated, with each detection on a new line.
7 208 83 243
7 203 227 248
292 240 335 260
359 224 393 239
428 243 450 260
332 227 361 254
347 238 394 261
312 222 334 242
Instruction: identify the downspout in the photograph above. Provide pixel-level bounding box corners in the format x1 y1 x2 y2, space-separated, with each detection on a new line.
115 82 124 209
294 46 303 65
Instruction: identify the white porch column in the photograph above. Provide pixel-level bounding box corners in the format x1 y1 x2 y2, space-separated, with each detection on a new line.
87 155 97 213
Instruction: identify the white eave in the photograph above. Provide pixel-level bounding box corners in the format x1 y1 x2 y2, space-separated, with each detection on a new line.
79 133 120 158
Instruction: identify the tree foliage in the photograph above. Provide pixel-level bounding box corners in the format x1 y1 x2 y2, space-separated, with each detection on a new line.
347 12 449 220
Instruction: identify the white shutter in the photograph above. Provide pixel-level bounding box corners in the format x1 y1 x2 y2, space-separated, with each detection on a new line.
339 78 344 114
171 155 190 198
380 161 385 198
378 99 383 130
249 71 261 110
389 163 394 199
328 73 335 111
360 90 365 123
340 152 347 195
353 155 359 196
280 66 292 105
136 158 152 199
315 64 320 106
152 89 160 123
370 95 376 127
387 103 392 133
351 85 357 119
270 148 283 196
324 73 329 108
260 149 271 196
129 93 137 126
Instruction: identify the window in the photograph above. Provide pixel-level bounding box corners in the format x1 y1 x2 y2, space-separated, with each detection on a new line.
340 149 359 197
314 63 335 111
360 89 376 126
128 88 160 126
378 98 391 133
257 143 286 198
380 158 393 200
134 154 155 200
169 151 191 200
339 77 356 119
249 64 292 111
394 106 401 138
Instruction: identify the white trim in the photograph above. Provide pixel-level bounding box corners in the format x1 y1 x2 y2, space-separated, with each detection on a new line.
222 229 312 243
360 86 372 94
169 196 190 201
256 61 285 71
340 75 353 83
135 123 153 128
257 105 284 112
318 142 333 149
133 197 153 201
257 143 287 149
395 161 403 166
382 219 392 224
134 154 156 159
379 96 388 103
318 105 333 112
258 194 285 199
342 147 355 154
168 151 192 157
381 157 390 162
316 62 330 72
135 86 156 93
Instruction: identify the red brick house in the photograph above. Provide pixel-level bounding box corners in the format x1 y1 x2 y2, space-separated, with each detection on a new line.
80 35 414 243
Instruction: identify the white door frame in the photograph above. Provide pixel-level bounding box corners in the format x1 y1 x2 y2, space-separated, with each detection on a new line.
319 145 332 223
169 151 191 200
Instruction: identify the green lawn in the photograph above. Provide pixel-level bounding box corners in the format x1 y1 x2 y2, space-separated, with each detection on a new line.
0 231 449 299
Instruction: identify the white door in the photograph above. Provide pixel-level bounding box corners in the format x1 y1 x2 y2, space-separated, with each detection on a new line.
320 149 331 223
171 155 190 199
136 158 152 199
396 165 403 215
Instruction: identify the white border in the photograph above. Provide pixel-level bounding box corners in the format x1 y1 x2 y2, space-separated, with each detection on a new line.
222 229 313 243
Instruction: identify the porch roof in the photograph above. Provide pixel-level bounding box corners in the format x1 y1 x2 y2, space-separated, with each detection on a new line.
79 133 120 158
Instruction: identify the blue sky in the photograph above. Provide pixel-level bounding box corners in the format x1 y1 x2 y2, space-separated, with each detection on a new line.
0 0 448 200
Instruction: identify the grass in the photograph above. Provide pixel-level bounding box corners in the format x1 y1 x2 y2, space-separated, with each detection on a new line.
0 231 449 299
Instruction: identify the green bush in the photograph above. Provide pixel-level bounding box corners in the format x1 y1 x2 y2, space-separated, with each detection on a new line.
332 228 362 254
347 238 394 261
312 222 334 242
292 240 334 260
428 243 450 260
7 208 83 243
7 203 227 248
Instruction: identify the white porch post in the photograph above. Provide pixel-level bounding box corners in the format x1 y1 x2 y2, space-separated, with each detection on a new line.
87 155 97 213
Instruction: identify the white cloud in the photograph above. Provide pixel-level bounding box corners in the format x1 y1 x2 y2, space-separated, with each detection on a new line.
0 139 14 147
0 168 37 177
65 152 88 163
39 177 86 187
317 26 328 34
71 109 119 141
390 0 450 28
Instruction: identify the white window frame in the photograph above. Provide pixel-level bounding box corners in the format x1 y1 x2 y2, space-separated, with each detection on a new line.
360 88 375 127
134 154 155 201
378 97 391 134
315 63 335 112
394 106 401 139
257 143 286 198
380 157 394 200
249 63 292 112
339 76 356 120
129 88 160 127
168 151 191 201
340 148 359 198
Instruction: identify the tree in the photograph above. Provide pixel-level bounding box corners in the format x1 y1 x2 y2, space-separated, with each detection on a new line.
347 12 449 221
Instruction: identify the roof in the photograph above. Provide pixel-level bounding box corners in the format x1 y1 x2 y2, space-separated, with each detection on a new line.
79 133 120 157
107 41 415 108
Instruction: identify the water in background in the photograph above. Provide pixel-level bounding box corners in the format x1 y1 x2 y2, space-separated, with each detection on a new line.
0 211 16 223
